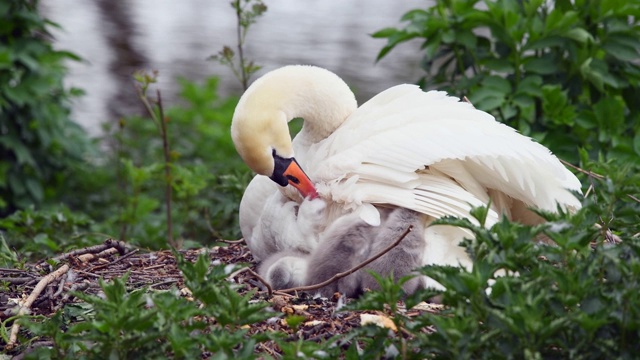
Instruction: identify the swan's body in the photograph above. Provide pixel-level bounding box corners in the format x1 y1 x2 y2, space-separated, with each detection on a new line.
232 65 581 291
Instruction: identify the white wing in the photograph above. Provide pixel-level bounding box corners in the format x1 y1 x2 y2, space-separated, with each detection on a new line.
309 85 581 225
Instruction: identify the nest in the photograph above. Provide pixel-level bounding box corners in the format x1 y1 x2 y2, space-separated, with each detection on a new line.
1 238 441 357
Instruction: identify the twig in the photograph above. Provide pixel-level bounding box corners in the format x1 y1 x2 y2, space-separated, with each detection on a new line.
77 248 120 263
0 277 37 284
143 263 169 271
218 238 246 244
52 272 68 298
53 282 90 311
627 194 640 204
149 279 177 289
227 267 273 296
74 269 101 279
559 159 639 204
584 183 594 198
5 264 70 350
156 89 175 248
0 268 35 274
257 342 279 358
276 225 413 294
247 268 272 296
43 239 127 265
271 290 296 297
135 76 175 249
89 248 140 272
559 159 605 180
234 0 249 90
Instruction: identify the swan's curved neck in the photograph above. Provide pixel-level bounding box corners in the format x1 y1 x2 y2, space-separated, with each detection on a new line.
243 65 357 143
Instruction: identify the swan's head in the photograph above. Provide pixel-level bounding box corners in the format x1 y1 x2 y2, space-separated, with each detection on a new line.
231 67 316 199
231 65 356 199
231 108 318 199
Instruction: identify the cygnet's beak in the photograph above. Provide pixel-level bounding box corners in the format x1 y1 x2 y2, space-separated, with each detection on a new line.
270 154 319 199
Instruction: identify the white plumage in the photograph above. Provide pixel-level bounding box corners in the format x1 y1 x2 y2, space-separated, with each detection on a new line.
232 65 581 290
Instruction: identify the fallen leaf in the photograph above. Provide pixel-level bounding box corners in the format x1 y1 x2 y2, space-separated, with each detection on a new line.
412 301 444 312
304 320 325 327
360 313 397 332
292 304 309 311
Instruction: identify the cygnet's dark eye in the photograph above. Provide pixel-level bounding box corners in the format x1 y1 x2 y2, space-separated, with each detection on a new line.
286 175 300 184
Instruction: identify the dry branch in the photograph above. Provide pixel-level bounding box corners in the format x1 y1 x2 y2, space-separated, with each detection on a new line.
5 264 70 350
42 239 127 265
227 266 273 296
559 159 605 180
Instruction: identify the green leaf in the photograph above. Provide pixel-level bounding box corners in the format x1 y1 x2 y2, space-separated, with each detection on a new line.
580 58 605 91
370 27 398 38
602 35 640 61
525 35 567 50
593 96 626 131
375 30 419 61
483 75 512 94
400 8 429 22
516 75 543 97
25 178 44 202
522 55 559 75
483 58 515 73
545 10 578 32
634 132 640 156
563 28 593 44
523 0 544 17
542 85 576 126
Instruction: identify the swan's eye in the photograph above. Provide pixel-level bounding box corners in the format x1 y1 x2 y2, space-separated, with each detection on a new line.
286 175 300 185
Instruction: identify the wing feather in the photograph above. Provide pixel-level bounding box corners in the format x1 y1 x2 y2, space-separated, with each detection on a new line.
309 84 581 221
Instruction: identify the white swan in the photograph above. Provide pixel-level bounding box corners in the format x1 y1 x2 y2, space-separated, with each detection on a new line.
232 65 582 285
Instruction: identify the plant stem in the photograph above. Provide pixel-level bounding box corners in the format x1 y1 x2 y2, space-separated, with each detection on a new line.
135 81 175 248
235 0 248 90
156 90 175 248
114 121 129 242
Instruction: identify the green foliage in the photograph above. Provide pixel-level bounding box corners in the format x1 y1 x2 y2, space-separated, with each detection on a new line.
56 76 250 249
0 206 99 265
373 0 640 162
210 0 268 89
12 164 639 358
21 252 274 359
0 2 252 254
1 72 249 259
0 0 91 213
340 158 640 359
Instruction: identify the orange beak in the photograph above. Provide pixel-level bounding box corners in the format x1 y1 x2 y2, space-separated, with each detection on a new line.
283 159 318 199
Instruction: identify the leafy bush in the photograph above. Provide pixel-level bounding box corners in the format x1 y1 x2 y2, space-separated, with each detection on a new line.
56 76 251 249
0 205 97 266
21 252 273 359
1 71 249 259
346 159 640 358
0 0 91 213
373 0 640 162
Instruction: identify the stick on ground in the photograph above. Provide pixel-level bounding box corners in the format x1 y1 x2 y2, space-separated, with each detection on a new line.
5 264 70 350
